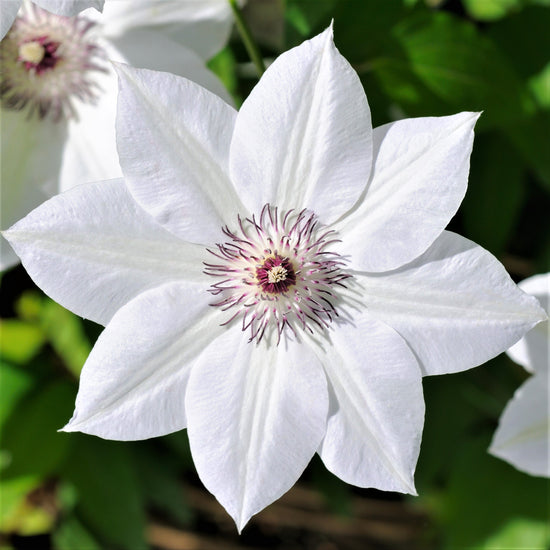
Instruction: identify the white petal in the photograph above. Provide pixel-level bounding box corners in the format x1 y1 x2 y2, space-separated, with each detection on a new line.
33 0 104 16
335 112 480 272
60 30 233 193
100 0 234 60
186 333 328 531
108 29 233 104
230 26 372 223
315 315 423 494
115 63 243 244
489 374 549 478
1 109 67 270
357 231 547 376
60 62 122 192
3 179 205 325
1 0 20 40
506 273 549 374
62 281 222 440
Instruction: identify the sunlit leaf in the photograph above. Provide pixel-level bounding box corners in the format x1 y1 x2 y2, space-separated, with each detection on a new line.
0 476 56 536
462 0 522 21
376 11 532 127
0 321 45 364
14 291 91 377
208 47 241 106
441 435 549 549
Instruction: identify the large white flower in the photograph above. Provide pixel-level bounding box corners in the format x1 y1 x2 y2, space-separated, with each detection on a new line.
0 0 233 270
489 273 549 477
0 0 104 40
4 27 546 530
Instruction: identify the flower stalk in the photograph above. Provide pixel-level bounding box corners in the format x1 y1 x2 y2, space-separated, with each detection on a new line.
228 0 265 77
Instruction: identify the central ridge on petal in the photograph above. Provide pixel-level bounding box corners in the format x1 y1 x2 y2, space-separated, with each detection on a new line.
204 204 351 344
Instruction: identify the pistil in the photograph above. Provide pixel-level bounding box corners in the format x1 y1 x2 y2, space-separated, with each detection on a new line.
204 204 351 344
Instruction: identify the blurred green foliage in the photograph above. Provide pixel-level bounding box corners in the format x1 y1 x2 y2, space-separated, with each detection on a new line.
1 0 549 548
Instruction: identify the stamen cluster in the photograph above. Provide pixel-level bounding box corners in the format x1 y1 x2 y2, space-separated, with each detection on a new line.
0 3 106 121
204 204 351 344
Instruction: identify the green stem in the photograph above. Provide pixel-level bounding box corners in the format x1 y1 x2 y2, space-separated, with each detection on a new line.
228 0 265 78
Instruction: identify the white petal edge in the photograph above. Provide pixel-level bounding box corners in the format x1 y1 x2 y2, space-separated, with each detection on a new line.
489 373 549 478
230 25 373 224
356 231 547 376
62 281 224 440
186 332 328 531
1 109 68 270
34 0 104 16
115 63 244 244
314 313 423 494
60 30 234 193
506 273 549 374
100 0 235 60
59 52 121 192
1 0 20 40
334 112 480 272
3 178 206 325
108 29 234 105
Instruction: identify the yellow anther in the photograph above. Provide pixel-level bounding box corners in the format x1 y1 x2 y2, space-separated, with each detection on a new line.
19 41 45 64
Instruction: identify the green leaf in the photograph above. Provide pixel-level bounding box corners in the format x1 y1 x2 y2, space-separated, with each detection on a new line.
52 515 102 550
208 47 241 106
285 0 336 38
461 133 526 256
504 111 550 190
416 357 520 489
441 435 550 549
529 62 550 108
331 0 407 63
0 475 42 530
488 6 550 81
2 381 75 479
376 11 533 127
39 299 91 377
462 0 523 21
64 436 146 550
0 321 45 364
134 444 192 526
482 517 550 549
14 292 91 377
310 456 352 516
0 362 35 430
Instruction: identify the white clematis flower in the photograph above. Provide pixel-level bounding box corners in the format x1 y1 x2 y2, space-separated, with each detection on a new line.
489 273 549 478
0 0 104 40
4 27 547 530
0 0 234 270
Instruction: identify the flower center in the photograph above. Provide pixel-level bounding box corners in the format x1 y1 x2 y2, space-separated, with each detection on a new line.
204 205 350 344
0 4 107 121
256 255 296 293
19 40 47 65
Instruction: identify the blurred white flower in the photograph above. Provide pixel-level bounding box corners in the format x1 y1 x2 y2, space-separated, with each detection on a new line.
4 27 546 530
490 273 549 478
0 0 234 270
0 0 104 40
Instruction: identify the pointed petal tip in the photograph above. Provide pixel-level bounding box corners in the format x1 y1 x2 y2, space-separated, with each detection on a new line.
406 480 418 497
58 421 77 434
526 293 548 324
323 20 335 44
